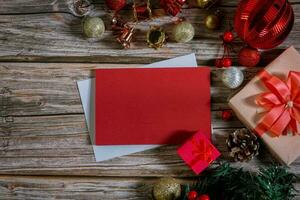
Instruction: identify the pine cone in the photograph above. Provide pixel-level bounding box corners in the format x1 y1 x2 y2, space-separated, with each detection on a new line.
227 128 259 162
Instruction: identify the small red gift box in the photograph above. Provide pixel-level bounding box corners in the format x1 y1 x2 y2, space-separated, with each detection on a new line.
177 131 221 174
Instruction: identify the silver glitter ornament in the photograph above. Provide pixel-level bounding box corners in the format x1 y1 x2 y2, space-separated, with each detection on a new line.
222 67 244 89
172 21 195 43
83 16 105 39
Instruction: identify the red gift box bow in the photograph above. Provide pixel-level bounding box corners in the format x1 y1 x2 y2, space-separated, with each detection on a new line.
160 0 186 16
189 136 213 167
255 70 300 137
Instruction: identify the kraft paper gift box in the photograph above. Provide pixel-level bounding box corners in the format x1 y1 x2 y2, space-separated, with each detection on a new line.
229 46 300 165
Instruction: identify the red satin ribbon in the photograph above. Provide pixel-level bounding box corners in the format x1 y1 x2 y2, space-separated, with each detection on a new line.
189 137 213 167
255 70 300 137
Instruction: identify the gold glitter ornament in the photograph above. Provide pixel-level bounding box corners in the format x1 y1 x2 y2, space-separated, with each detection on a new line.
172 21 195 43
147 27 166 49
205 14 220 30
83 16 105 39
153 177 181 200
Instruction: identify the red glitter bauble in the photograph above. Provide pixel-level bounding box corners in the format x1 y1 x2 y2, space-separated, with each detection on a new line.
105 0 126 10
197 194 210 200
222 57 232 68
238 47 260 67
223 31 234 43
187 191 198 200
222 110 232 121
234 0 294 49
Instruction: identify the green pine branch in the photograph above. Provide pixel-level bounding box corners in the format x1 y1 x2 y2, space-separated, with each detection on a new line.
186 163 297 200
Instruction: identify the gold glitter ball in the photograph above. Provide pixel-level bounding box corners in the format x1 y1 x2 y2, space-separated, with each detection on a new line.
83 16 105 39
205 14 220 30
153 177 181 200
172 21 195 43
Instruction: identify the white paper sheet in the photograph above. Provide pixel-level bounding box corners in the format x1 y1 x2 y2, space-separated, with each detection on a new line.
77 53 197 162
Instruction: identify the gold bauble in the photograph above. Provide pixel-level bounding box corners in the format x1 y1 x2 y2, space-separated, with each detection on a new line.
205 14 220 30
172 21 195 43
196 0 211 8
83 16 105 39
153 177 181 200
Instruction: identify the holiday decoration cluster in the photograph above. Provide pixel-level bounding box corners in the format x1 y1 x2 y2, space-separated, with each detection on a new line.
152 163 297 200
73 0 298 199
80 0 221 50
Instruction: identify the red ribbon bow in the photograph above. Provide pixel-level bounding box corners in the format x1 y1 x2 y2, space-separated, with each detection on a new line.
189 137 213 167
255 70 300 137
160 0 186 16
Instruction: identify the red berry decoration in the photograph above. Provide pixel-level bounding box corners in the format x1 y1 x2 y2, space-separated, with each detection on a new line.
238 47 261 67
197 194 210 200
222 57 232 68
105 0 126 10
222 110 232 121
188 190 198 200
223 31 234 43
215 58 223 68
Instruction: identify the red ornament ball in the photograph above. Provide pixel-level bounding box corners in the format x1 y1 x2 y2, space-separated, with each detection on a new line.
105 0 126 10
222 57 232 68
238 47 260 67
234 0 294 49
188 190 198 200
223 31 234 43
197 194 210 200
222 110 232 121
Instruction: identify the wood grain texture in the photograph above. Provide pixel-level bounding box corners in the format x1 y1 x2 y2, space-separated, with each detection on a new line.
0 113 299 177
0 0 300 199
0 2 299 63
0 62 259 116
0 176 159 200
1 175 299 200
1 0 300 14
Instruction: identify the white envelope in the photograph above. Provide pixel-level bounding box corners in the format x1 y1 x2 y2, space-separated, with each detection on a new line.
77 53 197 162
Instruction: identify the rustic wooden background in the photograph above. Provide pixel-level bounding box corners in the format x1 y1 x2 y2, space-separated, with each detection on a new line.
0 0 299 199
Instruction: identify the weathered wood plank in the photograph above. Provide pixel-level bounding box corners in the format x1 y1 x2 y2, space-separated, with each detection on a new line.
0 175 299 200
0 62 259 116
0 114 299 176
0 0 299 14
0 176 157 200
0 0 299 198
0 5 299 63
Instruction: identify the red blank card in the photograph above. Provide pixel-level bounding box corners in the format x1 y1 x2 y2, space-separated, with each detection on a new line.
95 67 211 145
